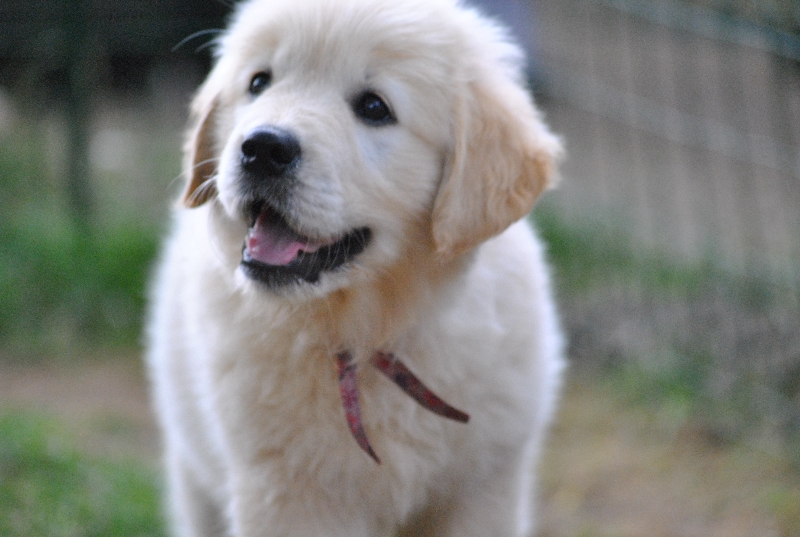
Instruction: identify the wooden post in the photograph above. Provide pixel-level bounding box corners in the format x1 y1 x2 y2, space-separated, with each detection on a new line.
63 0 95 231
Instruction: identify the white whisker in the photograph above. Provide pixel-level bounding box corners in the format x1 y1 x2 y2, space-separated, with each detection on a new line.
172 29 224 53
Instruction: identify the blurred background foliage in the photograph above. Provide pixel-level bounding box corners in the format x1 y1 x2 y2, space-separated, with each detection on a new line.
0 0 228 353
0 122 157 350
0 0 799 535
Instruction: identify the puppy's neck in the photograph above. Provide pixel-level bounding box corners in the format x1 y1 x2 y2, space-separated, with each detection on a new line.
318 256 465 350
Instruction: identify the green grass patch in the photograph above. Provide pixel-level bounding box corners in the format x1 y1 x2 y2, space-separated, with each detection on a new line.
763 486 800 537
534 205 730 298
0 214 159 351
0 411 165 537
534 204 792 308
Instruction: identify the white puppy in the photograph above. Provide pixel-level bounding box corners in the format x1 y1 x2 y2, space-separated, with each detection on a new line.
146 0 564 535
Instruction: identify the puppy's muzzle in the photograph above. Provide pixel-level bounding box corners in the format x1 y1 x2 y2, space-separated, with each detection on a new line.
236 126 372 287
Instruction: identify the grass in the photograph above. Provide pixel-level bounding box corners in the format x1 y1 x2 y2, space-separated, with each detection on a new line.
534 204 771 300
0 216 158 350
0 411 165 537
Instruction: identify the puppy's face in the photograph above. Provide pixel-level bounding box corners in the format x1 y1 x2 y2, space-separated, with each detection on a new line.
182 0 562 297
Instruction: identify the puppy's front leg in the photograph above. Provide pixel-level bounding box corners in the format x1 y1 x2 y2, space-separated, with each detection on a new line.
434 447 539 537
166 451 228 537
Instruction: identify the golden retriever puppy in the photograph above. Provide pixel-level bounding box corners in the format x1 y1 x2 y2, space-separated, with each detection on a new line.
146 0 564 535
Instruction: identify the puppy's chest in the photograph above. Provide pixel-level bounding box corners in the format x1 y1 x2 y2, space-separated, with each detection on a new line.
211 328 339 405
205 328 464 464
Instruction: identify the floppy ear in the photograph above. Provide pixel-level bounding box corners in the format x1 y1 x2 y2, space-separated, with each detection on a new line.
180 98 220 208
431 74 562 257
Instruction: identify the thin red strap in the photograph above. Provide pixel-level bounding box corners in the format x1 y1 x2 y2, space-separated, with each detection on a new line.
336 352 381 464
336 351 470 464
371 352 470 423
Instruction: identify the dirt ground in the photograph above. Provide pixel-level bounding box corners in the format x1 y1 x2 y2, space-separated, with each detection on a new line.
538 375 799 537
0 353 161 466
1 354 798 537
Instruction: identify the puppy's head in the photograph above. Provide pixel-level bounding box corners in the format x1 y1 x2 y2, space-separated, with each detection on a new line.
181 0 562 295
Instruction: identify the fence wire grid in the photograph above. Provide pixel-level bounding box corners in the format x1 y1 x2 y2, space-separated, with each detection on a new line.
531 0 800 443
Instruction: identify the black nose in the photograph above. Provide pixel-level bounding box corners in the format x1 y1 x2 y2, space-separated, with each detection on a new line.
240 127 301 177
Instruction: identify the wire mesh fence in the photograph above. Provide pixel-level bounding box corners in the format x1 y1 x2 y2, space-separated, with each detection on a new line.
538 0 799 284
532 0 800 444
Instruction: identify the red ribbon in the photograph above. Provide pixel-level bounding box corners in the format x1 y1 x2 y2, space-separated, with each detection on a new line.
336 351 381 464
336 351 470 464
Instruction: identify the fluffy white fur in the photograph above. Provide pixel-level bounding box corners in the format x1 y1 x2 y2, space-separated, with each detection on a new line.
146 0 565 535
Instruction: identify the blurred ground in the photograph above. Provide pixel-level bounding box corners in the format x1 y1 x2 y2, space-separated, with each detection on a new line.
1 354 798 536
0 353 159 466
540 373 800 537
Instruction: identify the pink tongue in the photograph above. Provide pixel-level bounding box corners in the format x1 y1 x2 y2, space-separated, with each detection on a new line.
246 212 322 266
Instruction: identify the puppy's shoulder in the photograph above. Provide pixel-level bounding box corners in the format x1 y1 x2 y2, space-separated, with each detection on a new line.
472 218 551 292
435 218 555 342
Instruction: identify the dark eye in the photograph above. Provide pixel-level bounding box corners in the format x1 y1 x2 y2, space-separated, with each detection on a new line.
352 91 396 126
249 71 272 96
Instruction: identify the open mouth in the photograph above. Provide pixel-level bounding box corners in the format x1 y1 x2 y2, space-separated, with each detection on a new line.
241 203 371 287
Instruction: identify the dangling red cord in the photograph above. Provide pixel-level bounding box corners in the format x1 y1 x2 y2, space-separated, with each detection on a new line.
336 351 469 464
371 352 469 423
336 351 381 464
